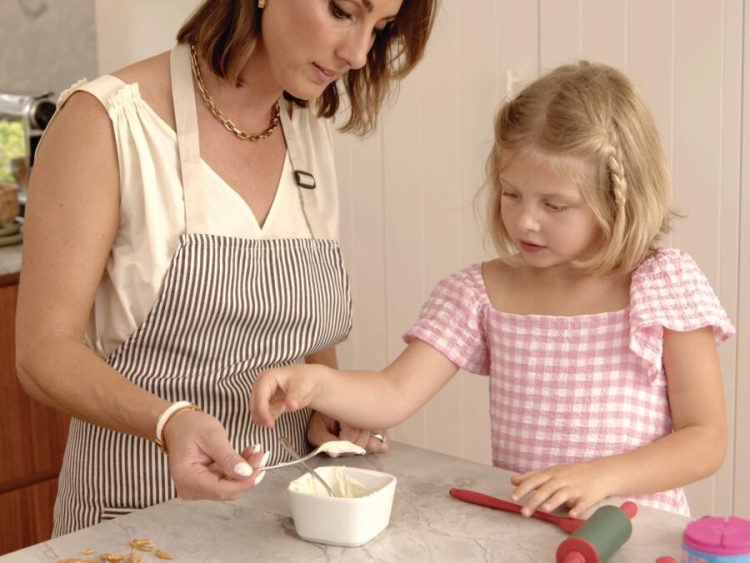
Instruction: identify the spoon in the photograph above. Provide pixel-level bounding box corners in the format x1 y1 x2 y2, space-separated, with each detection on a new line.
275 436 364 498
261 439 366 471
449 488 585 533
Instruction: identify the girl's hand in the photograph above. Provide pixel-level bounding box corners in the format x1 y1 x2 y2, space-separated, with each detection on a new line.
307 411 389 454
250 364 325 427
162 409 268 500
510 460 615 518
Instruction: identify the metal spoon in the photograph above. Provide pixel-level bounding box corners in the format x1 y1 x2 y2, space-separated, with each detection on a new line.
261 439 366 471
277 436 338 497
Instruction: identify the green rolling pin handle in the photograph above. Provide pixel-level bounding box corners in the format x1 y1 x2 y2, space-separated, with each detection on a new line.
556 501 639 563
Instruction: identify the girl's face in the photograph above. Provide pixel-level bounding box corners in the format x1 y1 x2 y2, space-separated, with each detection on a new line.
260 0 402 100
499 150 602 274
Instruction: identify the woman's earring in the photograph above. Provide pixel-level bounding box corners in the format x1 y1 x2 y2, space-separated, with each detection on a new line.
258 0 266 8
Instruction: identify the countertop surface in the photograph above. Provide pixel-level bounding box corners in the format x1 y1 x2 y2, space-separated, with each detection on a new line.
0 244 21 277
1 442 686 562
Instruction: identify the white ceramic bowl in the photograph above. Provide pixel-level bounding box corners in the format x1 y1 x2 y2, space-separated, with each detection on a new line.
288 465 397 546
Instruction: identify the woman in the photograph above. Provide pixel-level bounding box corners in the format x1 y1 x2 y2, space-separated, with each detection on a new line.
15 0 436 535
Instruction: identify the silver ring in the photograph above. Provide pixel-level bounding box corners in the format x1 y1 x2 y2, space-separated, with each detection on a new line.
370 432 386 443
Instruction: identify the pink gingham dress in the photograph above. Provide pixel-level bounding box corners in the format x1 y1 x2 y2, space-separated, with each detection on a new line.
403 248 734 516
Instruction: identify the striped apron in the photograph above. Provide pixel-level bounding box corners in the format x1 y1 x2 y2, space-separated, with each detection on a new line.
53 44 352 536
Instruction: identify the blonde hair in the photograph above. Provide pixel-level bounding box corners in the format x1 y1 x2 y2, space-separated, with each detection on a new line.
485 60 674 275
177 0 437 135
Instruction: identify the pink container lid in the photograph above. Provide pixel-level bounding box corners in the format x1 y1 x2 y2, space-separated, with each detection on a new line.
683 516 750 556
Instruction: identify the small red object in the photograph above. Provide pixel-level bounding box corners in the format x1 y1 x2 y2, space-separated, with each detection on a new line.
559 537 600 563
562 554 587 563
619 501 638 519
655 557 677 563
448 487 584 533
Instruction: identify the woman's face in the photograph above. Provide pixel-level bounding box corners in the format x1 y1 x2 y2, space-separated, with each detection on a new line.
260 0 403 100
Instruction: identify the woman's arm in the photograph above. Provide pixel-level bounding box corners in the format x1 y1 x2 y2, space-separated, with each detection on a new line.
15 92 260 498
252 339 460 429
15 91 166 435
305 347 337 368
511 326 726 517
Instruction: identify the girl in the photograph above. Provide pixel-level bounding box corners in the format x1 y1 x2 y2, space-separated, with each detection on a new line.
250 61 735 518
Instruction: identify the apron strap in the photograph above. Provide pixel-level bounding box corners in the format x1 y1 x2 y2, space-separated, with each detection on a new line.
170 43 207 233
279 105 329 240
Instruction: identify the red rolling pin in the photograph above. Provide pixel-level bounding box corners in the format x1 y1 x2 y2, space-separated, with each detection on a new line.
556 501 638 563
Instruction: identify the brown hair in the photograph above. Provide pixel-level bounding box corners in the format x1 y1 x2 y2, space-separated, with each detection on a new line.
177 0 437 135
485 61 675 275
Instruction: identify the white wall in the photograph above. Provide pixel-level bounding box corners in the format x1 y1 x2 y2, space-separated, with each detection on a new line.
737 1 750 519
94 0 200 74
1 0 97 93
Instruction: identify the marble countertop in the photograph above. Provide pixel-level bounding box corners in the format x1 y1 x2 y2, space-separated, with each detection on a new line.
0 244 21 277
1 442 686 562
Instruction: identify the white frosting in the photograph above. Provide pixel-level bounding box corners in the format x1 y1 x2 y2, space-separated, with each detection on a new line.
318 440 367 456
290 467 372 498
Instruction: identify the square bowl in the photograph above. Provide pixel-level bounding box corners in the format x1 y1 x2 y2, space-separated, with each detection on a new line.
288 465 397 547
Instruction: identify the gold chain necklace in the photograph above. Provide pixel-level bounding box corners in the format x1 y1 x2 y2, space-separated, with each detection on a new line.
189 44 280 142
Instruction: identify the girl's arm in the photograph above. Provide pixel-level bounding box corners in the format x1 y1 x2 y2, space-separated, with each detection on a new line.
16 92 261 498
304 346 388 453
252 339 460 429
512 325 726 517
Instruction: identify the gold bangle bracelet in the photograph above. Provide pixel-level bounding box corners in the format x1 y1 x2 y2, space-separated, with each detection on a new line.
154 403 202 454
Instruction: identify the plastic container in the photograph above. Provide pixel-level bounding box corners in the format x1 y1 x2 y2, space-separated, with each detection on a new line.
288 465 397 547
682 516 750 562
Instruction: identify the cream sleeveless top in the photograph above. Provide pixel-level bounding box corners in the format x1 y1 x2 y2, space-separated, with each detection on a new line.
56 75 340 358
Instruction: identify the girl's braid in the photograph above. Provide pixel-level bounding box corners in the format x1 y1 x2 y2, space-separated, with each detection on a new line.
604 139 627 209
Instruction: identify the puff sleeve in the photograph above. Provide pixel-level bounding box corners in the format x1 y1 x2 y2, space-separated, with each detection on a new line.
629 248 735 385
403 265 490 375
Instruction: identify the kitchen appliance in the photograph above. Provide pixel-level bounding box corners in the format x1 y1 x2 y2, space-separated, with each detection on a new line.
0 90 57 219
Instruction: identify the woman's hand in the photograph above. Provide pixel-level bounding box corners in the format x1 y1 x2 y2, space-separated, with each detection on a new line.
510 460 614 519
162 409 268 500
338 423 389 454
307 411 389 454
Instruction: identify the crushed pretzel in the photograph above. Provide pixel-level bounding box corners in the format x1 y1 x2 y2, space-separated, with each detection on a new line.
128 539 153 552
59 537 171 563
130 538 152 545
